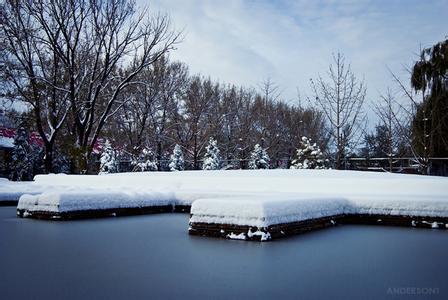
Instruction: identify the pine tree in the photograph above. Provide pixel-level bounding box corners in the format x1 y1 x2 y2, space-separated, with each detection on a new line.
9 125 33 181
131 148 158 172
169 144 184 171
202 137 221 170
52 148 70 174
248 144 270 169
99 140 118 174
290 136 327 169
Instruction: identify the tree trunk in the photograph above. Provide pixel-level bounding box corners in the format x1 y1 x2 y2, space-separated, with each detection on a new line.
44 144 54 174
157 140 162 170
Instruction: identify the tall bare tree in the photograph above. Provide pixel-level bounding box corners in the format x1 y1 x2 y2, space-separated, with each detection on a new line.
111 57 187 161
1 0 71 172
179 77 220 169
372 88 403 172
1 0 180 173
311 52 366 169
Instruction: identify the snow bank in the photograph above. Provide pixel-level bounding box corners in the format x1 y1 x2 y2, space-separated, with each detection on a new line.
352 194 448 218
17 190 175 213
0 179 44 202
0 136 14 148
6 170 448 225
190 195 448 228
32 170 448 203
190 197 351 227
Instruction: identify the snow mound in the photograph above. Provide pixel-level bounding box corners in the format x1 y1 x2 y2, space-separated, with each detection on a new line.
17 190 175 213
190 197 351 227
7 170 448 226
353 194 448 218
0 179 44 202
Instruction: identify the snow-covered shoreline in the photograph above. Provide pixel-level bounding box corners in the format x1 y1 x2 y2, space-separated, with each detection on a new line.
2 170 448 240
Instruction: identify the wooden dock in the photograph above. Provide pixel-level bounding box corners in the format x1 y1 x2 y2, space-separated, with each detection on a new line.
16 205 175 220
14 202 448 241
189 214 448 241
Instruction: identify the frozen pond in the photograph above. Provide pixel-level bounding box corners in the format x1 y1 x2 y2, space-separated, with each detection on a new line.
0 207 447 299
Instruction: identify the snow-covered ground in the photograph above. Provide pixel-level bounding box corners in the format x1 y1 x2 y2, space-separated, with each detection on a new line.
0 178 45 202
0 135 14 148
3 170 448 229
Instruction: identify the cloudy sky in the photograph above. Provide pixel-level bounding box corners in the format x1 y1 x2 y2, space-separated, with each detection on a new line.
145 0 446 109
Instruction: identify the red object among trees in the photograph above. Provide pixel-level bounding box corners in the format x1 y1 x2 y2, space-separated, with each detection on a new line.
0 127 102 152
0 127 44 148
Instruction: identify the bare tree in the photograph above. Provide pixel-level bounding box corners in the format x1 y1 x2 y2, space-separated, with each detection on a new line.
229 87 257 168
257 77 281 147
258 77 281 104
311 52 366 169
2 0 181 173
1 0 71 172
372 88 403 172
388 67 430 173
69 1 180 172
111 57 187 165
217 85 249 164
147 58 188 168
177 76 220 169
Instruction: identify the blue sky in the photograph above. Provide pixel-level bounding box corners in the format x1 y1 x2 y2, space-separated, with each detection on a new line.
143 0 447 119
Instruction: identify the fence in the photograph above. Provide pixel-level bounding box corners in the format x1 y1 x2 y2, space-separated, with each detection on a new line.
344 157 448 176
118 157 448 176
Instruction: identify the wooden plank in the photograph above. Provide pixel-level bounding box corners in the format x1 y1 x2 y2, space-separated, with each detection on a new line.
189 214 448 241
17 205 175 220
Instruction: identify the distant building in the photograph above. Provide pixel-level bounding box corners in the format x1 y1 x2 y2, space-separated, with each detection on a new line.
0 110 14 177
0 109 43 177
1 109 104 177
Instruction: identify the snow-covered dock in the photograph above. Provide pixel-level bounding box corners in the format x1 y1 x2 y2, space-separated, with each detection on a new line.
189 197 448 241
0 178 44 206
4 170 448 240
16 191 176 219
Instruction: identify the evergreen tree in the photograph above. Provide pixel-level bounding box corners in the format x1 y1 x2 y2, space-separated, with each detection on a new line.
248 144 270 169
52 148 70 174
202 137 221 170
99 140 118 174
290 136 326 169
9 126 33 181
131 148 158 172
169 144 184 171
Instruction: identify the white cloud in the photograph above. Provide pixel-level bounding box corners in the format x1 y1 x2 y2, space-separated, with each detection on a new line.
141 0 448 122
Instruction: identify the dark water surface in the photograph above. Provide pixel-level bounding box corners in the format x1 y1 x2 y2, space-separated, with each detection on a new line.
1 207 447 300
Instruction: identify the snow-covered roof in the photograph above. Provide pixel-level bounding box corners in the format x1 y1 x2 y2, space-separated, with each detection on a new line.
0 127 44 149
0 128 15 149
0 136 14 148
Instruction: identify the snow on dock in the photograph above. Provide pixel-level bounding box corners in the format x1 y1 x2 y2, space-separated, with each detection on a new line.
0 178 44 205
16 191 175 219
188 195 448 241
189 197 352 227
3 170 448 240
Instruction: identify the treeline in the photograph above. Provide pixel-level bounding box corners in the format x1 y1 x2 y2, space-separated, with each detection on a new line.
4 53 329 173
101 56 328 170
1 0 447 176
1 0 327 174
